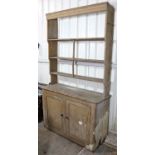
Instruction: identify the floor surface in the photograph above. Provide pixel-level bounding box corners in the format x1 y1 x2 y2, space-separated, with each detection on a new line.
38 122 116 155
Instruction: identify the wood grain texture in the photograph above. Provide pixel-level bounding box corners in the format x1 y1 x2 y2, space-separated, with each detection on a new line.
46 2 108 19
47 2 114 91
48 19 58 39
51 72 104 83
48 37 105 41
48 19 58 84
103 4 114 97
72 40 75 76
43 88 110 151
49 57 104 64
44 84 108 104
46 95 65 133
67 99 90 145
42 90 48 128
43 2 115 151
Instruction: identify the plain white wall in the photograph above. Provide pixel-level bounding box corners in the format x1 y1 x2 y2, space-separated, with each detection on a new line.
38 0 117 133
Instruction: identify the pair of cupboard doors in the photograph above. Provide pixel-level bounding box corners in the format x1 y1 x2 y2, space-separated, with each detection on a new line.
43 90 93 146
42 84 110 150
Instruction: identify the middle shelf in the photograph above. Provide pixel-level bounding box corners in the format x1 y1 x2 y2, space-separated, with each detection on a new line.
49 57 104 64
48 37 105 42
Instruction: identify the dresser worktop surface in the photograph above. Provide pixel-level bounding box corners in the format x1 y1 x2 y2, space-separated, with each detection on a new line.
43 84 110 104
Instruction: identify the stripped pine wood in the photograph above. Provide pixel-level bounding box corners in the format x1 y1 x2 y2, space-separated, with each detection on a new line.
103 4 114 97
51 72 104 83
43 84 111 150
48 37 105 41
46 2 108 19
48 19 58 84
43 2 115 151
49 57 104 64
72 40 75 76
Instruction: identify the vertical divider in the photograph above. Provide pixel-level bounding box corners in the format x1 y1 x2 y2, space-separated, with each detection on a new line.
72 40 75 77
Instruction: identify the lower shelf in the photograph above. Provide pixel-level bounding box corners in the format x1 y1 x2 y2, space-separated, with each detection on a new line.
51 72 104 83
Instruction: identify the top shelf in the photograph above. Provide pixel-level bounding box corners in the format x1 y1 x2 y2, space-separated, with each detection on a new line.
46 2 112 20
48 37 105 42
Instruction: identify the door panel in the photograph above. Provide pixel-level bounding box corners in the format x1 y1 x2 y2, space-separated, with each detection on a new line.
46 95 64 132
67 100 90 144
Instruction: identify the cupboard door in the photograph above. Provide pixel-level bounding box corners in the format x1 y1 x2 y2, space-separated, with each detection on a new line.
46 94 65 133
66 100 90 144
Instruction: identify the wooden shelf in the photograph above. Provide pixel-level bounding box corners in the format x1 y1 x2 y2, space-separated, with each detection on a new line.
51 72 104 83
48 37 105 42
75 58 104 64
46 2 109 20
44 2 115 150
50 57 73 61
47 2 114 97
51 72 73 78
49 57 104 64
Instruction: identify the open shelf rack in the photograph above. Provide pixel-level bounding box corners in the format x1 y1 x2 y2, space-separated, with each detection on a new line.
46 2 114 97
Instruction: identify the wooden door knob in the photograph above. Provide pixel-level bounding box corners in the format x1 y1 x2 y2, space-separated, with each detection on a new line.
65 116 69 120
